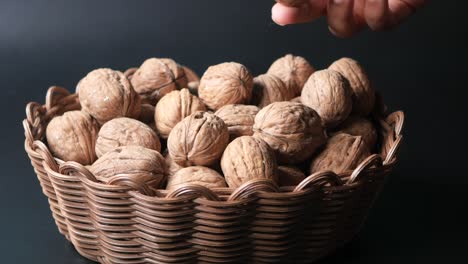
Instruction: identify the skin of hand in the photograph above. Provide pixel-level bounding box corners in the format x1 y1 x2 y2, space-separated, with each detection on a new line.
272 0 427 37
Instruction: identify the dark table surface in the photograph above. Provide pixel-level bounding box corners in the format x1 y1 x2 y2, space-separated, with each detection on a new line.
1 0 467 263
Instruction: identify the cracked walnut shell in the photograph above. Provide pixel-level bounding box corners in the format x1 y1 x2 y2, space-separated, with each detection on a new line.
214 104 259 140
46 110 99 165
267 54 315 96
252 74 295 108
329 57 375 116
131 58 188 104
221 136 278 188
309 133 370 174
90 146 166 190
167 111 229 167
155 88 207 139
78 68 141 124
253 101 327 164
166 166 227 190
95 117 161 158
301 69 353 128
198 62 253 110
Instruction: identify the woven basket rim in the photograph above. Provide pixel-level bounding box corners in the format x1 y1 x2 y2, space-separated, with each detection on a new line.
23 85 404 201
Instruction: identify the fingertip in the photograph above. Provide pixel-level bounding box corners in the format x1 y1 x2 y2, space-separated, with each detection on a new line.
364 0 390 31
328 25 355 38
271 3 291 26
327 0 359 38
388 0 423 25
272 2 323 25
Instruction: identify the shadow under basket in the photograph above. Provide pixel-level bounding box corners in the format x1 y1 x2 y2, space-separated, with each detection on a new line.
23 86 404 264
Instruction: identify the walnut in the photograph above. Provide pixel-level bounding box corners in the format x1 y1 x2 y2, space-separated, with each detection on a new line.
221 136 278 188
165 153 184 176
198 62 253 110
183 65 200 83
267 54 314 96
78 68 141 124
301 69 353 128
252 74 295 108
277 166 306 187
329 58 375 116
155 88 207 139
137 104 155 125
184 65 200 95
187 81 200 96
167 111 229 167
334 117 377 150
275 0 307 7
166 166 227 190
214 104 259 140
124 67 138 80
309 133 370 174
90 146 166 190
95 117 161 158
131 58 188 104
46 110 99 165
291 96 302 103
253 101 327 164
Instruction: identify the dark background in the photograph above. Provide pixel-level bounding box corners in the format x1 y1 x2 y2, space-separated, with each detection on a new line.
1 0 467 263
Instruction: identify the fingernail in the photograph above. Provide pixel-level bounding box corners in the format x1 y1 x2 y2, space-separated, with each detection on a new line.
272 17 286 26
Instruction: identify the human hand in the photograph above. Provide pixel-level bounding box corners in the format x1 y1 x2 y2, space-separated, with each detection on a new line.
272 0 427 37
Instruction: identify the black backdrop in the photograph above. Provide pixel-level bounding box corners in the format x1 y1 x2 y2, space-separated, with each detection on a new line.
1 0 467 263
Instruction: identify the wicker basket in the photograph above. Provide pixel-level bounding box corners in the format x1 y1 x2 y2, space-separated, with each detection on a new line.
23 86 404 263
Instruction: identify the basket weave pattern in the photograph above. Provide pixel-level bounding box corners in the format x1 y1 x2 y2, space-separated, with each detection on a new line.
23 86 404 263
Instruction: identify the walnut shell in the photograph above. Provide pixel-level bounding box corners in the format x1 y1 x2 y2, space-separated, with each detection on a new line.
124 67 138 80
166 166 227 190
301 69 353 128
253 101 327 164
46 110 99 165
155 88 207 139
131 58 188 104
95 117 161 158
90 146 166 190
291 96 302 103
167 111 229 167
78 68 141 124
252 74 295 108
165 153 184 177
329 58 375 116
309 133 370 174
198 62 253 110
221 136 278 188
183 65 200 83
187 81 200 96
334 117 377 149
137 104 155 125
214 104 260 140
277 166 306 187
267 54 314 96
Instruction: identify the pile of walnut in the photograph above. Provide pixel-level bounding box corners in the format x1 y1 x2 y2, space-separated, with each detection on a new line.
46 55 379 193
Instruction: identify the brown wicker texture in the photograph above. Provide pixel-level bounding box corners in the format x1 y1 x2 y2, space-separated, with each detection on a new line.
24 86 404 263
